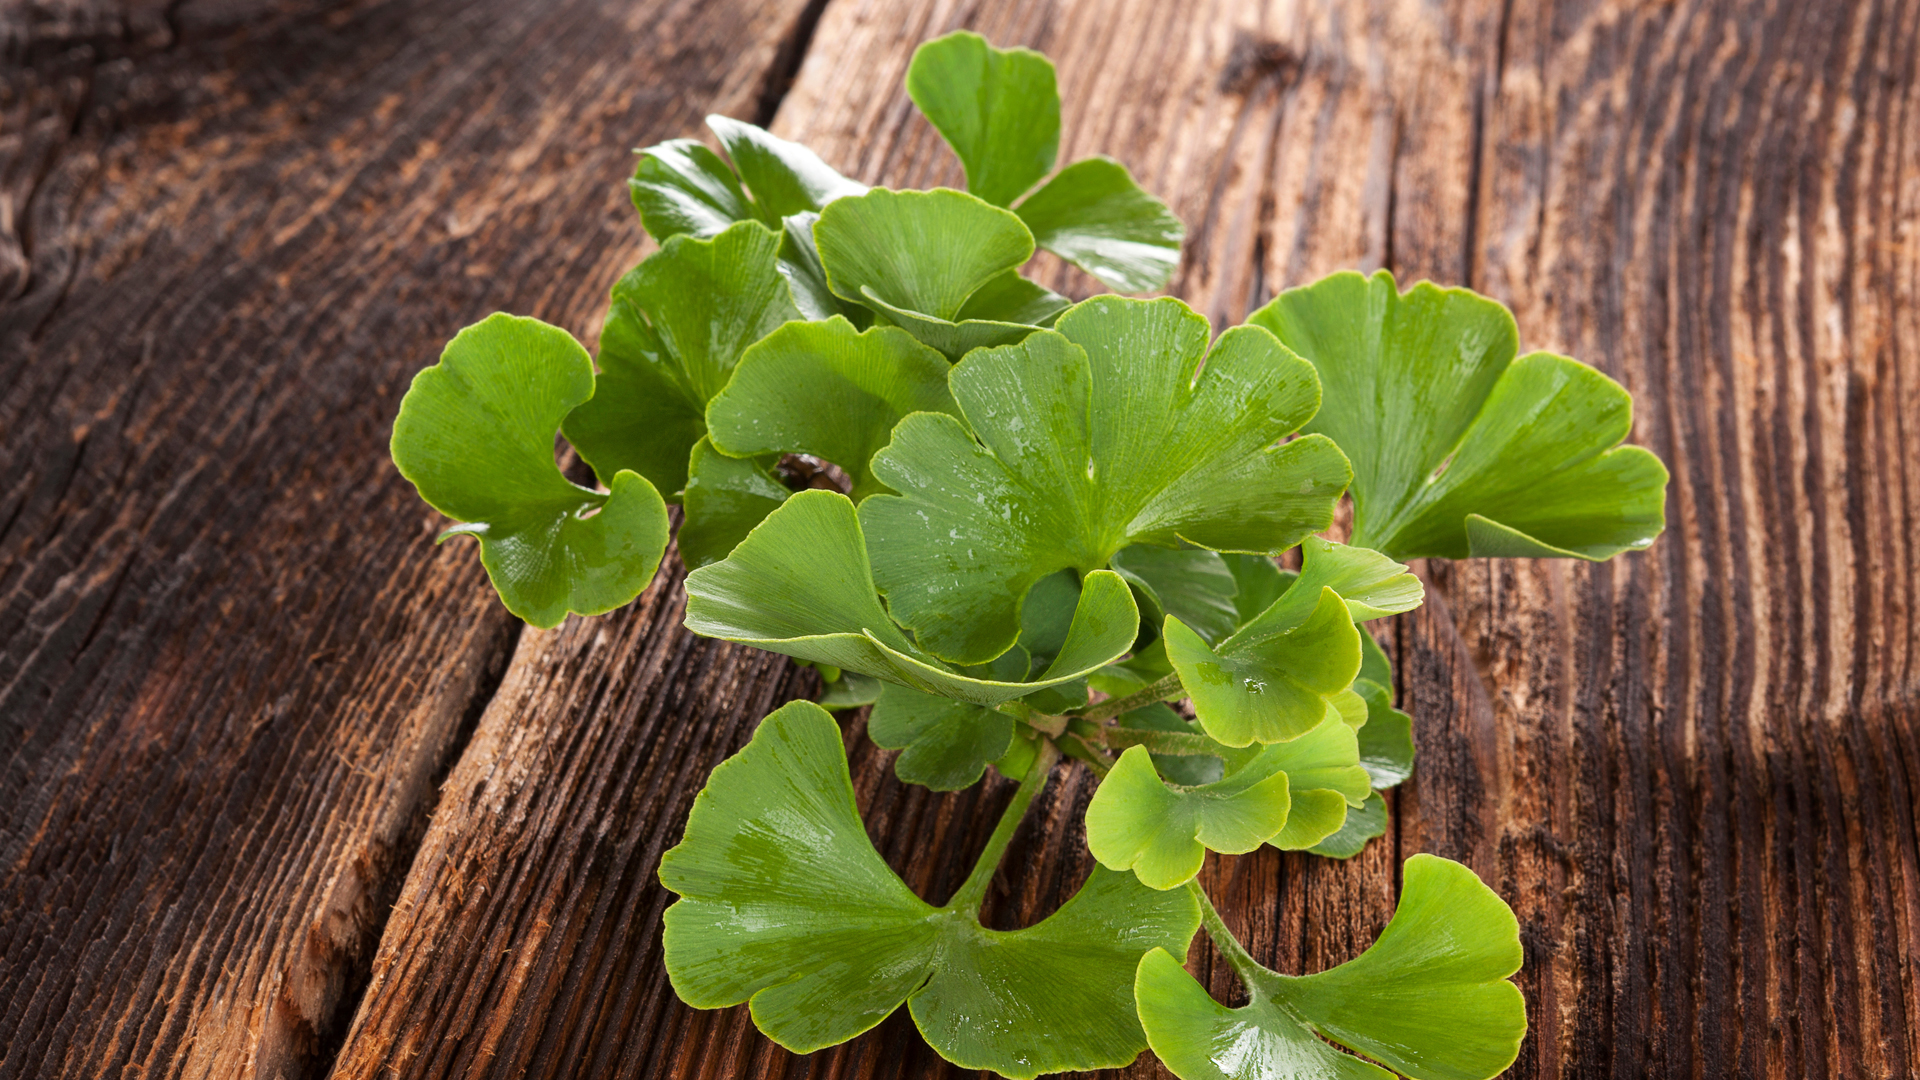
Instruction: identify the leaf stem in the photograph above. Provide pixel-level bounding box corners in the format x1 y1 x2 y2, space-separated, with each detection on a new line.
1075 672 1185 723
1057 732 1113 777
946 737 1059 915
1106 726 1219 756
1186 878 1268 994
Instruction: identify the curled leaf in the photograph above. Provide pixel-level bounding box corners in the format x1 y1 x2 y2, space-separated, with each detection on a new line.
1086 745 1292 890
391 314 669 628
1309 791 1389 860
862 296 1350 665
1135 854 1526 1080
561 221 799 497
1261 711 1372 850
1353 677 1414 789
706 114 868 221
1165 586 1363 747
661 700 1200 1076
868 684 1013 791
683 489 1138 706
677 439 787 569
631 116 865 242
1015 156 1183 293
1249 269 1668 560
1110 545 1240 646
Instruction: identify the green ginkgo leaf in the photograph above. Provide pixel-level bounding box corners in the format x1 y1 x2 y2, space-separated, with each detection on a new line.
862 296 1351 665
1222 554 1292 629
1261 710 1372 850
1359 629 1393 686
1353 677 1414 789
391 314 669 628
814 187 1046 358
678 439 788 569
819 669 882 710
1086 744 1292 890
661 700 1199 1076
1015 157 1183 293
707 114 869 221
1249 270 1668 561
562 221 799 497
631 116 865 242
683 489 1139 706
1135 854 1526 1080
1122 702 1224 786
1109 545 1241 646
1310 791 1389 860
705 316 958 500
868 684 1014 791
1245 537 1424 633
1165 586 1363 747
906 31 1060 208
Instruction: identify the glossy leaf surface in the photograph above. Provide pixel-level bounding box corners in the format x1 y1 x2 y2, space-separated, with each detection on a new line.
1236 538 1423 635
628 138 753 242
562 221 799 497
1260 711 1371 850
1249 270 1667 560
906 31 1060 207
1166 586 1363 747
1136 854 1526 1080
683 490 1138 705
391 315 669 627
1353 677 1414 789
862 296 1350 664
660 701 1199 1076
1086 745 1292 889
706 317 957 499
1016 156 1183 292
678 439 787 569
707 114 868 220
1109 545 1240 646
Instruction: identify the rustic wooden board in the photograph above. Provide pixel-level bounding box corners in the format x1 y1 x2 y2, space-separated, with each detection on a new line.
0 1 818 1077
3 0 1917 1078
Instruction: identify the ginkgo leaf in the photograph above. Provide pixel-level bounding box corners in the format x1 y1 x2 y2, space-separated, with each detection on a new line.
868 684 1014 791
1239 537 1424 634
1261 711 1372 850
629 139 754 242
1359 629 1393 686
707 114 869 221
1135 854 1526 1080
1222 554 1291 630
1166 586 1363 748
1109 545 1240 646
661 700 1199 1076
1015 157 1183 293
862 296 1350 665
1249 270 1668 561
562 221 799 497
814 187 1045 359
1123 702 1223 786
1353 677 1413 789
776 211 865 322
957 268 1072 327
1086 745 1292 890
683 489 1139 706
819 669 882 710
678 439 788 569
631 117 865 242
705 316 958 500
907 31 1060 207
1310 792 1388 860
391 314 669 628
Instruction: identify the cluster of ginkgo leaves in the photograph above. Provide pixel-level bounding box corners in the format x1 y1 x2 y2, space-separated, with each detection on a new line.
389 30 1668 1080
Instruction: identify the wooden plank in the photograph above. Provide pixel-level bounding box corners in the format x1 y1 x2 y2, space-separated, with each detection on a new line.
325 1 1511 1077
0 1 819 1077
1427 0 1920 1076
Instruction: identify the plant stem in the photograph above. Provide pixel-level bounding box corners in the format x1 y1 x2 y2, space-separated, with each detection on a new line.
1186 878 1268 994
1106 726 1219 756
947 737 1059 915
1076 672 1185 723
1058 732 1113 777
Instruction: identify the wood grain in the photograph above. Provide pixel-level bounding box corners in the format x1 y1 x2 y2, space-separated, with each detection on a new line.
0 1 817 1076
4 0 1917 1077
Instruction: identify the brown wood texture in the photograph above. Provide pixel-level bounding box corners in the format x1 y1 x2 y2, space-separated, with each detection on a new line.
3 0 1917 1078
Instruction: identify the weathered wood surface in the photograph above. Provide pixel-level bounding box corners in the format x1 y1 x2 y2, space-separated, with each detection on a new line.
2 1 1916 1079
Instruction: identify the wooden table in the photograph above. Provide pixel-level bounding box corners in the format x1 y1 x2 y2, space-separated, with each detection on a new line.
3 0 1915 1076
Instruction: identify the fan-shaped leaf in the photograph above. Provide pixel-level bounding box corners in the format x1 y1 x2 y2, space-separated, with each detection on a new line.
706 317 957 500
1166 586 1363 747
678 439 788 569
1236 538 1423 637
707 114 868 221
906 31 1060 207
1222 554 1291 630
661 701 1199 1076
1015 157 1183 293
1249 270 1668 560
868 685 1014 791
1354 677 1413 789
562 221 799 497
1109 545 1240 646
1086 745 1292 890
683 490 1139 706
1261 711 1371 850
629 139 754 242
861 296 1350 665
391 314 669 628
1135 854 1526 1080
